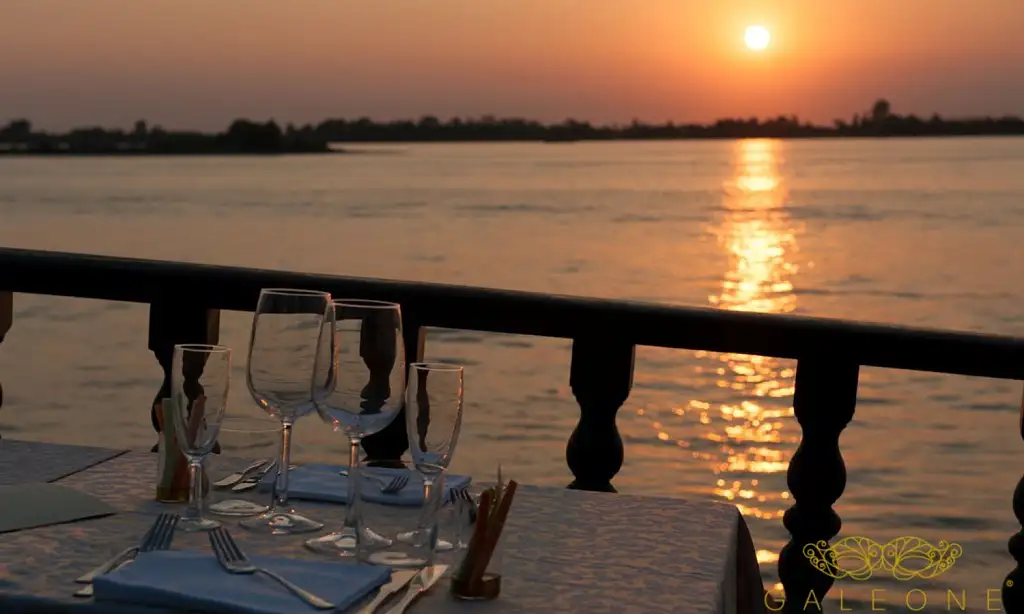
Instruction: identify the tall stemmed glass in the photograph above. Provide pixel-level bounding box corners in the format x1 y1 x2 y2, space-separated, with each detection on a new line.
169 344 232 532
403 362 464 550
305 299 406 556
240 288 332 535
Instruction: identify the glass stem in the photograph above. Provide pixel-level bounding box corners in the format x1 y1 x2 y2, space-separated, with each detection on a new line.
419 474 440 549
186 458 203 521
343 436 362 530
275 420 294 510
456 496 471 549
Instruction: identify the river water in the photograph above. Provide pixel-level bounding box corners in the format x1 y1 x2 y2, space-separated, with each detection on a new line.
1 138 1023 609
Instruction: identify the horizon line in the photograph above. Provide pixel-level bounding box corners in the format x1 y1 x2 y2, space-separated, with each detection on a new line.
6 108 1024 134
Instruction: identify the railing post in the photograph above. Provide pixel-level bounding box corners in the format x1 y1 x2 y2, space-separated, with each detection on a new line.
362 311 424 463
566 336 634 492
0 292 11 432
778 356 858 613
1003 385 1024 613
147 296 220 446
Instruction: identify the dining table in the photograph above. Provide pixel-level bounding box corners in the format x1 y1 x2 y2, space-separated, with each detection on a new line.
0 439 767 614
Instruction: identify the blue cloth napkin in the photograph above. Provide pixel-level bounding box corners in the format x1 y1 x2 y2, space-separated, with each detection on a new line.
92 550 391 614
258 464 471 506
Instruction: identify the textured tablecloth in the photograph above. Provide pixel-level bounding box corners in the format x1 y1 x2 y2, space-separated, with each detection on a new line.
0 439 127 486
0 448 766 614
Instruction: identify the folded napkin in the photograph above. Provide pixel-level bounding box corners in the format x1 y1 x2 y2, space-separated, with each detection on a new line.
258 464 471 506
92 550 391 614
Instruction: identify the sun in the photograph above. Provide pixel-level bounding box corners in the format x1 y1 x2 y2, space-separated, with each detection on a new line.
744 25 771 51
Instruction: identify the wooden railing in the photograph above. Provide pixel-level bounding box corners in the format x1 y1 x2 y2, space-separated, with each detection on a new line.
1 246 1023 612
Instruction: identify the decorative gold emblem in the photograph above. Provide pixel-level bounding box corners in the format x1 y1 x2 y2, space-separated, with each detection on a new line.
804 536 963 580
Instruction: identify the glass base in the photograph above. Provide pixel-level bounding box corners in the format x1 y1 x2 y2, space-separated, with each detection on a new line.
366 549 431 569
305 527 391 557
179 516 221 532
239 509 323 535
396 531 454 552
208 499 270 517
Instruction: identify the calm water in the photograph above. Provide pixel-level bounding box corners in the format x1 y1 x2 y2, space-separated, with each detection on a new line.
1 138 1023 607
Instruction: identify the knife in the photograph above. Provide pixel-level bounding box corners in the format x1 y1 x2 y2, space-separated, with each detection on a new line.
383 565 448 614
213 458 271 488
231 463 298 492
355 569 418 614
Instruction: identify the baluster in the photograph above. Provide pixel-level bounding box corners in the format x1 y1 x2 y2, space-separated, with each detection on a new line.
361 310 424 464
147 297 220 448
0 292 11 434
1002 384 1024 613
566 337 634 492
778 358 858 613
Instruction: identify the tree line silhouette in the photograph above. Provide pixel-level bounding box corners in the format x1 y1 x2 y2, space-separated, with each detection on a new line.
2 100 1022 154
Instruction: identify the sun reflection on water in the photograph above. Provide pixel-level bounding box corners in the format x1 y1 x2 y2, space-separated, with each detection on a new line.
703 139 799 523
629 140 801 571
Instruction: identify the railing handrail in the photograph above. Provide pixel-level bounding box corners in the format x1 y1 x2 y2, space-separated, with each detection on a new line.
2 246 1023 379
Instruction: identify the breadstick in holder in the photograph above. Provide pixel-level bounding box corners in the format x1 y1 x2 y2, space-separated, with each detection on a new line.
451 479 519 600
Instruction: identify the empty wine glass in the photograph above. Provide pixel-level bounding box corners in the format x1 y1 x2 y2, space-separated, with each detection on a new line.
401 362 464 550
305 299 406 556
240 288 332 535
170 344 232 532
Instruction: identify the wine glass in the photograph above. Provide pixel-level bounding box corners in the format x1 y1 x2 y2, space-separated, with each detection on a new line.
305 299 406 556
239 288 332 535
401 362 464 550
169 343 232 532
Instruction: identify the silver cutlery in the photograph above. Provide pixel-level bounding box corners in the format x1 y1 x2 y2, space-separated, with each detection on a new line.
75 512 178 583
339 468 409 494
213 458 271 488
208 526 333 610
230 462 297 492
450 486 477 525
379 474 409 494
447 486 472 505
74 512 179 597
383 565 448 614
356 569 418 614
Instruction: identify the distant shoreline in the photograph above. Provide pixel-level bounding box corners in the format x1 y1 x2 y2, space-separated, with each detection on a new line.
0 147 346 157
2 131 1023 157
3 100 1023 155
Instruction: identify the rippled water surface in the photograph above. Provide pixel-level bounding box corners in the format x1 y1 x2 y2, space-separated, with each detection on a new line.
1 139 1023 607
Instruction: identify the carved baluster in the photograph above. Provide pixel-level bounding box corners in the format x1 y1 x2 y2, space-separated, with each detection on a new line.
778 358 858 613
0 291 11 435
148 297 220 448
362 309 424 464
566 337 634 492
1002 384 1024 613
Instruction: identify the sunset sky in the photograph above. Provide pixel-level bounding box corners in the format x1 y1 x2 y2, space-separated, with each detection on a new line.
2 0 1024 131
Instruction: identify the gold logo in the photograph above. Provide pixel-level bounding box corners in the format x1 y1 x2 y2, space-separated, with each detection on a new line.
804 536 963 581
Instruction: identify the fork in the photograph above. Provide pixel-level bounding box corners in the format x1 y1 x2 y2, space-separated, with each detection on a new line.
340 468 409 494
447 486 473 506
379 473 409 494
208 527 334 610
74 512 179 597
450 487 477 548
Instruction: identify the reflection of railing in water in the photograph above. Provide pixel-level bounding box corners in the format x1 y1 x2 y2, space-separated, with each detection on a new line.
1 245 1024 612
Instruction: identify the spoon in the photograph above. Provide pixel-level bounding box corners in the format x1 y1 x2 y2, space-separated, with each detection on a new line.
213 459 271 489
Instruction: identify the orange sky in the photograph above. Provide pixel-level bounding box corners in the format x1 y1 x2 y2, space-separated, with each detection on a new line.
2 0 1023 131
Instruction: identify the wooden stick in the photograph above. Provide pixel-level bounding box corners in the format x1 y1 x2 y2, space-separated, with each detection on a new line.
459 487 494 585
469 480 518 585
185 394 206 447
